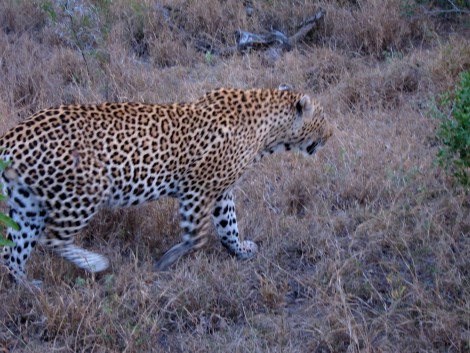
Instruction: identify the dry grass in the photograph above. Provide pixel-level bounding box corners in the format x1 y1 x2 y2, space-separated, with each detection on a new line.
1 0 470 352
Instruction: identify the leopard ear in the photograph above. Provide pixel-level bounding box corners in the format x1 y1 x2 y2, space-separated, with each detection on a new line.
294 95 312 129
278 84 293 91
295 95 311 116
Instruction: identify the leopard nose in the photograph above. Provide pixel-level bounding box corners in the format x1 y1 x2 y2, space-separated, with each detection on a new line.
306 141 319 154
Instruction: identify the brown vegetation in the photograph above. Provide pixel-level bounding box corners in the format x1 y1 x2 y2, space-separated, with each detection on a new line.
1 0 469 352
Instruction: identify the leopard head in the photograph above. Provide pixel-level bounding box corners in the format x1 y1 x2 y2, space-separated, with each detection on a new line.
289 94 333 156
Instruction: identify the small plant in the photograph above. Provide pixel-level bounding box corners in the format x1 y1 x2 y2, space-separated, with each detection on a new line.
435 71 470 188
0 159 19 247
205 51 214 65
39 0 58 23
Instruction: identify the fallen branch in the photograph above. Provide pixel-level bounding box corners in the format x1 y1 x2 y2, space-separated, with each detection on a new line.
155 5 325 56
236 29 291 51
229 8 325 54
289 9 325 45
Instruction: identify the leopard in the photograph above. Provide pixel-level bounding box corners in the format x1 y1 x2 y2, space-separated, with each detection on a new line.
0 86 332 285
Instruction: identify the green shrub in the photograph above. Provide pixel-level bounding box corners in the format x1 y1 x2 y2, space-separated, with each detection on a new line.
0 159 18 247
435 71 470 188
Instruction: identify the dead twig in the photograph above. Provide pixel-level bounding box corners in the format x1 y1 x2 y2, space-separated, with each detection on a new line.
63 0 91 82
420 0 470 16
425 8 470 15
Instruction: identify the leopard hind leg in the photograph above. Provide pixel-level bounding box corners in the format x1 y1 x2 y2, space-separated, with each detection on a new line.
40 208 110 273
42 236 110 273
40 199 110 274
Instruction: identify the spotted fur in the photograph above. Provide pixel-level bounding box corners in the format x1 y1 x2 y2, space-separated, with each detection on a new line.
0 87 332 284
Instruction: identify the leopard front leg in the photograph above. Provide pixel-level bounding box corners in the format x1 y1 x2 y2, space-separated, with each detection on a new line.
155 190 214 271
212 191 258 260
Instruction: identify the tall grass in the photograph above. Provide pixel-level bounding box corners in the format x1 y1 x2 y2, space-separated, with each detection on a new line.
0 0 469 352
